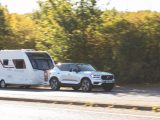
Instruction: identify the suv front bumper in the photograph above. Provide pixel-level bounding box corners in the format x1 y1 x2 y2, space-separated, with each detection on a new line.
91 79 115 86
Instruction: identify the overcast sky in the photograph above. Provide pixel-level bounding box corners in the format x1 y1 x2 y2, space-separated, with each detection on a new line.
0 0 160 14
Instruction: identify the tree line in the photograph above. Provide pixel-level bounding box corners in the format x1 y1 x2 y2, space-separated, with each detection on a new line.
0 0 160 84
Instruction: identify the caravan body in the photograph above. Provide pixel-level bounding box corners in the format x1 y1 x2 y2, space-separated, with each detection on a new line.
0 49 54 87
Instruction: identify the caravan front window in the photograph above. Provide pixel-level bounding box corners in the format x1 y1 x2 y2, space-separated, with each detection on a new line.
26 52 54 70
31 59 53 70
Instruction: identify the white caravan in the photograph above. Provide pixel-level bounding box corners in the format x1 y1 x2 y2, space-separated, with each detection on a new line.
0 49 54 88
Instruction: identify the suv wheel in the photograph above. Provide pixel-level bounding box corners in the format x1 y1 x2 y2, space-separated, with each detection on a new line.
50 78 60 91
0 80 7 88
81 79 92 92
102 83 114 92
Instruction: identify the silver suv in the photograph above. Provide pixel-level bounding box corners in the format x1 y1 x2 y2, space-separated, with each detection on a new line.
49 63 115 92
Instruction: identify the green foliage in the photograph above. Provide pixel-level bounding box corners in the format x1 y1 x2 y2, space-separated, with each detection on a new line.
0 4 13 49
0 1 160 84
8 14 39 49
101 10 160 83
0 4 39 49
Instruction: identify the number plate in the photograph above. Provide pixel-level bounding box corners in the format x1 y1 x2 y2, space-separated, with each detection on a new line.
104 80 113 83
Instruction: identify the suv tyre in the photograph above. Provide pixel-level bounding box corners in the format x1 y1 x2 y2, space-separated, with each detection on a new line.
81 79 92 92
50 78 60 91
102 83 114 92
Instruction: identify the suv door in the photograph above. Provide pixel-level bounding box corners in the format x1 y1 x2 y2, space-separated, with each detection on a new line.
12 59 29 84
69 64 81 84
59 64 72 84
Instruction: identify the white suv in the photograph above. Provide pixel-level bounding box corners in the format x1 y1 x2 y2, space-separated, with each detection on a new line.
48 63 115 92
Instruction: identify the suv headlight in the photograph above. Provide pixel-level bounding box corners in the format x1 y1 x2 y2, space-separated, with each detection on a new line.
91 74 101 78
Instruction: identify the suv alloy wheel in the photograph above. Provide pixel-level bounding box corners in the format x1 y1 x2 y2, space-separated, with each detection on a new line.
81 79 92 92
50 78 60 91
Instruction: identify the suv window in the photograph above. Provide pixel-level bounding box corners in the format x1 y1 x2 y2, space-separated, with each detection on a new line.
77 64 96 71
70 64 79 71
57 64 70 71
13 59 26 69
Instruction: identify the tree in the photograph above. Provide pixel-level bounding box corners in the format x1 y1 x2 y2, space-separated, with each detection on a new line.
8 13 39 49
32 0 72 62
0 4 12 49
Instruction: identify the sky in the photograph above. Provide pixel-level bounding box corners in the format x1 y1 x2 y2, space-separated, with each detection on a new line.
0 0 160 14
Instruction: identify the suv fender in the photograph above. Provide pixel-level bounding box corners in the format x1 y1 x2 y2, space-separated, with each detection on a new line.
49 76 59 83
80 77 92 85
80 77 92 92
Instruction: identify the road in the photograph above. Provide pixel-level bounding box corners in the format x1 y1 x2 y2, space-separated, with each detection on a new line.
0 100 160 120
0 86 159 107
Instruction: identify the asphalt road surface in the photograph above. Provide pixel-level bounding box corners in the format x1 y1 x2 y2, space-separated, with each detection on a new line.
0 86 159 107
0 100 160 120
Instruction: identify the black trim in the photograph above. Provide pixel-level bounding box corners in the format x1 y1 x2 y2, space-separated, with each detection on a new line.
60 83 80 87
93 83 115 88
61 79 78 82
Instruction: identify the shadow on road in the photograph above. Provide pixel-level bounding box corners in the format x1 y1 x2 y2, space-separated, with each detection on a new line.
0 87 52 92
0 85 160 97
108 85 160 97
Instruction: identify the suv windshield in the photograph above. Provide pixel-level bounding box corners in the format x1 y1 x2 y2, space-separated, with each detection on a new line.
26 52 54 70
77 64 96 71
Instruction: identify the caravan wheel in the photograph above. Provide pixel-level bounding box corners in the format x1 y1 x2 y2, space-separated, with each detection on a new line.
0 80 7 88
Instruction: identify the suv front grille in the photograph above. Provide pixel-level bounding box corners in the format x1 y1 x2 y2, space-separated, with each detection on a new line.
101 75 113 80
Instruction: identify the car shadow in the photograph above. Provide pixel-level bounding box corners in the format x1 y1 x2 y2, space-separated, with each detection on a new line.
0 86 52 92
0 85 160 97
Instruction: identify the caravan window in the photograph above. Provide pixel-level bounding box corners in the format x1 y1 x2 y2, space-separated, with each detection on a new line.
33 59 52 70
3 59 9 65
13 59 26 69
26 52 54 70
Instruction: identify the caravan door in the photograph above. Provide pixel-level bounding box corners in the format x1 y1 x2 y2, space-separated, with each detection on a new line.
12 59 29 84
